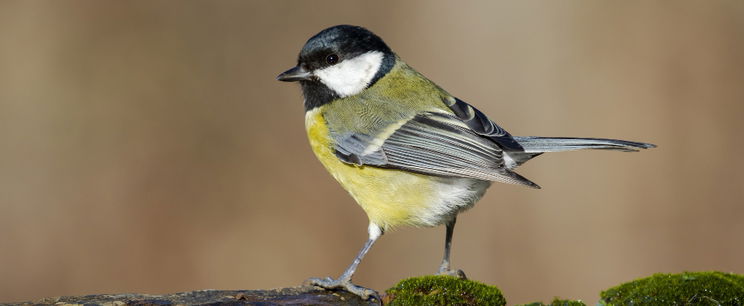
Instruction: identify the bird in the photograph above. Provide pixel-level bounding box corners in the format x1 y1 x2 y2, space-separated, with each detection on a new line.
276 24 655 300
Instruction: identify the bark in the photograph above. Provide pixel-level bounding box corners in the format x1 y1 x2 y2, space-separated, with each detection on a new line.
9 286 378 306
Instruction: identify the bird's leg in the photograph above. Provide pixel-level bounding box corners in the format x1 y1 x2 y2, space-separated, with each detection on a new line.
305 223 383 301
437 216 467 279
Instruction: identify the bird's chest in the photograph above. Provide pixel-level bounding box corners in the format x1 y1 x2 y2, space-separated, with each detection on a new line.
304 108 489 229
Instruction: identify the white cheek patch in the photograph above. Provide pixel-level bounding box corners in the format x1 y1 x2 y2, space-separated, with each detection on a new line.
314 51 384 97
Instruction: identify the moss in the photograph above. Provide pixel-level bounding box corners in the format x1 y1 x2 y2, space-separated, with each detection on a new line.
383 275 506 306
517 298 586 306
600 271 744 305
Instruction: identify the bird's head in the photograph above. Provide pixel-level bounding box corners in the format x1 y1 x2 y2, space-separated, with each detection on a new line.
277 25 396 109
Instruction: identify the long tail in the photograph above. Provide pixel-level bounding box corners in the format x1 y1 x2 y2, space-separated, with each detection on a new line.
513 136 656 153
506 136 656 167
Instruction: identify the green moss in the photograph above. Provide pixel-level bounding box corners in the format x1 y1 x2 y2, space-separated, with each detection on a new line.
517 298 586 306
600 271 744 305
384 275 506 306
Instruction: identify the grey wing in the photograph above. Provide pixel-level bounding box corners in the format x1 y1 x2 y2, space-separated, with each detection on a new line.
334 111 540 188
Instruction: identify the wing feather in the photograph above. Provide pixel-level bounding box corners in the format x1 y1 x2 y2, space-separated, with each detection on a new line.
334 111 539 188
443 96 525 151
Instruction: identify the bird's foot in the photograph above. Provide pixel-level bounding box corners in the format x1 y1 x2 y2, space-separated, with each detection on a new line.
437 267 468 279
304 276 380 301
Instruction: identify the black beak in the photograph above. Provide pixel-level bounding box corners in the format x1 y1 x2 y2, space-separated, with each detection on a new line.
277 66 312 82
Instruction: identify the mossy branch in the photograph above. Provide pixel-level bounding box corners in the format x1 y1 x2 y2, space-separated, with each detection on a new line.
6 271 744 305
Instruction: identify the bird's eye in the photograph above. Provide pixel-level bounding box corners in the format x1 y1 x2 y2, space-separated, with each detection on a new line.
325 54 339 65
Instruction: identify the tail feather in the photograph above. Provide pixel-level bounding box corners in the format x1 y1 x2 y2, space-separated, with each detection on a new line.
512 136 656 153
503 137 655 168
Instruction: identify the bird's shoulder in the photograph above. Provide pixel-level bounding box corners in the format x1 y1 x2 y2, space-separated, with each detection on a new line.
319 60 453 137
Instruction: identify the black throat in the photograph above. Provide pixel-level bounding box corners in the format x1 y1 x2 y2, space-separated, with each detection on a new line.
301 53 396 111
300 80 339 111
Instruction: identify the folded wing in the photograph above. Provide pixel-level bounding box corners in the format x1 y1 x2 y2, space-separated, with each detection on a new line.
334 111 539 188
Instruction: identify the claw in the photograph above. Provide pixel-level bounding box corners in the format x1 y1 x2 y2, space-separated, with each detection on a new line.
437 268 468 279
305 276 380 301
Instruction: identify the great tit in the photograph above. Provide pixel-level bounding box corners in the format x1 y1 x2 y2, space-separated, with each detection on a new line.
277 24 655 300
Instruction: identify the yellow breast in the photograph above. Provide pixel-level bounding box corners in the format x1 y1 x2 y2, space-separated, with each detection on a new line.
305 108 438 230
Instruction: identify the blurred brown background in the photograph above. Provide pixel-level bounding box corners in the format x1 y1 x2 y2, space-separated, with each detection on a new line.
1 1 743 304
